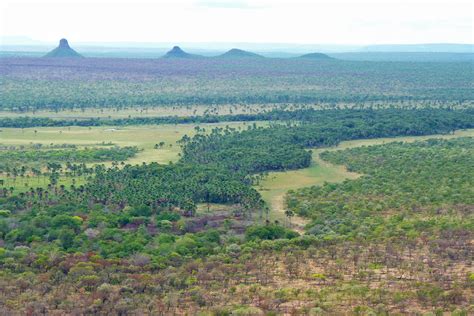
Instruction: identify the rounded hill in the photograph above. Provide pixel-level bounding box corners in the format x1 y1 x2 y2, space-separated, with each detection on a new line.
298 52 333 60
218 48 264 59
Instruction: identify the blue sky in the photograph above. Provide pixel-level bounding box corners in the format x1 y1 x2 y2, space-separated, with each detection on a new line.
1 0 472 44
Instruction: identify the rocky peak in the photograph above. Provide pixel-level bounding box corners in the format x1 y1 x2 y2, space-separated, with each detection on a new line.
59 38 70 49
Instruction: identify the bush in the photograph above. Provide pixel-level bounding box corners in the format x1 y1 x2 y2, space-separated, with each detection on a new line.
130 205 152 217
0 210 11 217
156 212 181 222
245 224 299 241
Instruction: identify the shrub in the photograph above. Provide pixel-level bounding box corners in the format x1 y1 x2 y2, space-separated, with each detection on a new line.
0 210 11 217
245 224 298 241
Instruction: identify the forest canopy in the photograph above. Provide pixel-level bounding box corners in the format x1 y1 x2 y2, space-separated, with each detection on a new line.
1 57 472 111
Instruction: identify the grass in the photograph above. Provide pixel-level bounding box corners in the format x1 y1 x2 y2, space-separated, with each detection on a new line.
257 128 474 229
257 149 359 230
1 175 87 194
0 122 263 193
0 122 261 165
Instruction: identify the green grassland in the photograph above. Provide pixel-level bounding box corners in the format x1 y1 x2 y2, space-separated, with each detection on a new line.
0 122 259 165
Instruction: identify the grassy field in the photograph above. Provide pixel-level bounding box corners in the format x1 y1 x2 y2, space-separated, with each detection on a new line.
0 122 260 165
258 128 474 229
0 122 261 193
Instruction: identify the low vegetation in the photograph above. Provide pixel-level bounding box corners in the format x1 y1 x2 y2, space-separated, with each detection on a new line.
0 108 472 314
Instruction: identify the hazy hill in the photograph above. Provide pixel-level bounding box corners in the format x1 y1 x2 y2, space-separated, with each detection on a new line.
218 48 264 58
162 46 201 58
44 39 82 58
298 52 333 60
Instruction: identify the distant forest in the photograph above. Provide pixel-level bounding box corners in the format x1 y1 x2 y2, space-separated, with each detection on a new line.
1 108 473 128
1 57 472 111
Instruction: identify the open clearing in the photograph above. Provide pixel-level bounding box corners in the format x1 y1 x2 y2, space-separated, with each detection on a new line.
0 121 260 165
258 128 474 230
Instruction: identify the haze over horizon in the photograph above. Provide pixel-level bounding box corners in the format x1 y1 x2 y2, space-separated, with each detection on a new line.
1 0 472 46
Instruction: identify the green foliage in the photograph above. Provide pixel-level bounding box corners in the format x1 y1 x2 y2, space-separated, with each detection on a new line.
0 108 472 314
85 162 264 211
51 214 82 230
129 205 152 217
181 109 474 174
0 209 11 217
245 224 299 241
156 211 181 222
287 138 474 240
58 228 76 249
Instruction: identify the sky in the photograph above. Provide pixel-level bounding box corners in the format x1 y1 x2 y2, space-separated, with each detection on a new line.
0 0 472 45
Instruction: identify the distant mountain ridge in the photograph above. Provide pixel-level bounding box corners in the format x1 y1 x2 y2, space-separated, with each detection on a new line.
44 39 82 58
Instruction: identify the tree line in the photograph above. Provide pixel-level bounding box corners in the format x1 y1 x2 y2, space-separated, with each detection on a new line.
1 107 473 128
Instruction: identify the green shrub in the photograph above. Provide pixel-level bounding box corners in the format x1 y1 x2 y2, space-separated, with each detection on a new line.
245 224 299 241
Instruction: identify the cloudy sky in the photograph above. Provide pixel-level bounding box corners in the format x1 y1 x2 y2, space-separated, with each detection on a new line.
0 0 472 44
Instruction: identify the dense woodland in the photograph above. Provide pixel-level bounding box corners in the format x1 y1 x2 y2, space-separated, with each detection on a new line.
1 108 473 314
1 57 473 111
180 109 474 174
287 138 473 239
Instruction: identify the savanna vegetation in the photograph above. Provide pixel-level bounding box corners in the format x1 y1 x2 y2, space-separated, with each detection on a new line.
287 138 473 239
1 106 472 128
1 57 472 112
1 43 473 315
0 105 473 314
